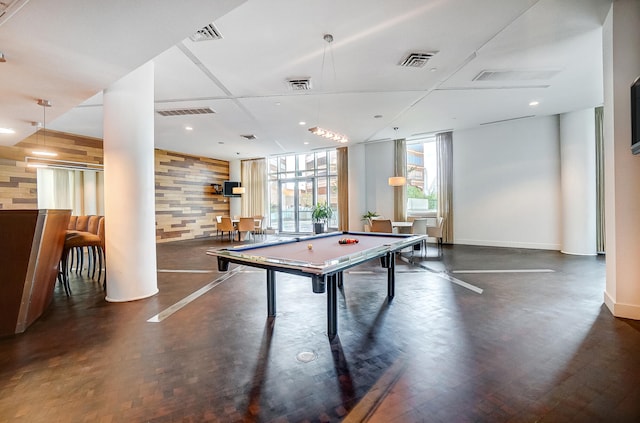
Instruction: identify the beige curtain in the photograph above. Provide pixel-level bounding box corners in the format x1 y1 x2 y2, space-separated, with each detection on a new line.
595 106 605 254
337 146 349 231
240 158 267 219
436 131 453 243
393 138 407 222
37 168 104 215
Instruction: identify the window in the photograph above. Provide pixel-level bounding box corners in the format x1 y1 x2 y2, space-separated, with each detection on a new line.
407 139 437 215
268 150 338 233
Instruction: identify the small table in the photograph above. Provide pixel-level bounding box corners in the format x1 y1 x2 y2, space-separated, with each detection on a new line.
392 221 413 234
206 231 425 338
231 218 262 241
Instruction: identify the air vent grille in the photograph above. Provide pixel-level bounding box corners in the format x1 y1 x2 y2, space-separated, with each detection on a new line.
287 78 312 91
156 107 216 117
398 51 437 68
474 69 560 81
189 23 222 42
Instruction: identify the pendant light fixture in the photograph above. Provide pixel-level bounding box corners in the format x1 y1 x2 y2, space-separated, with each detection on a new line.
308 33 348 144
32 99 57 157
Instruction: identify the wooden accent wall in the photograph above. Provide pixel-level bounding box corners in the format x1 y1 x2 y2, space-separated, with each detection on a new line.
0 130 230 243
0 130 103 209
155 149 230 242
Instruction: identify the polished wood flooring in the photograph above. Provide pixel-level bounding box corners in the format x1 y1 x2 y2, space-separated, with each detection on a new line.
1 236 639 422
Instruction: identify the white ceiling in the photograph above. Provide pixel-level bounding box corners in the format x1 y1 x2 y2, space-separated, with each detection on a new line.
0 0 612 161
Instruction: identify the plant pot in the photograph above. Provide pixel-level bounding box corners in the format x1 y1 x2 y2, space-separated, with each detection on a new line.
313 222 325 234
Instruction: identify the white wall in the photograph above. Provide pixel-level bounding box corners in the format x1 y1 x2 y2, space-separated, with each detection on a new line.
348 143 366 230
364 141 395 221
453 116 562 249
603 0 640 319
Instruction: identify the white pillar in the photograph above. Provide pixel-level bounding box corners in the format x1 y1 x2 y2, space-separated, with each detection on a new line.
103 61 158 302
229 159 241 217
559 109 597 255
603 0 640 320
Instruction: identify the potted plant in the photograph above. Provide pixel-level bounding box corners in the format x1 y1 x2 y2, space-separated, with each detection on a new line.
361 211 379 231
312 202 333 234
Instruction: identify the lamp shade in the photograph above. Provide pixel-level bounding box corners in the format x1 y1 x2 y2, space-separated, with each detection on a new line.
388 176 406 186
232 186 245 194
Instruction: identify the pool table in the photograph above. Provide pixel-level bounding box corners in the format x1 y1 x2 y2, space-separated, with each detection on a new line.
206 231 425 338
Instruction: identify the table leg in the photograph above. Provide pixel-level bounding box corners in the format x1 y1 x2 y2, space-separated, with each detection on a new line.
267 269 276 316
327 273 338 338
387 252 395 300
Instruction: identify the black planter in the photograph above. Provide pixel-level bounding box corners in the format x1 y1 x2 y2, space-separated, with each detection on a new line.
313 222 325 234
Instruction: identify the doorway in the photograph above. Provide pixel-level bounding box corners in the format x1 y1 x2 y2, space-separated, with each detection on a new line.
278 178 315 233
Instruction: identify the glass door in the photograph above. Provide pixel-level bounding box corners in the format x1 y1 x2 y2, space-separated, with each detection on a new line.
278 178 315 233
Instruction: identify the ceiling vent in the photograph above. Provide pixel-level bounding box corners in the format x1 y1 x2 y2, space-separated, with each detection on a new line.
480 115 535 126
189 23 222 42
287 78 312 91
473 69 561 81
156 107 216 117
240 134 257 140
398 51 437 68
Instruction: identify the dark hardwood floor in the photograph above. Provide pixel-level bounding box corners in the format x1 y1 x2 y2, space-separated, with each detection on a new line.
1 236 639 422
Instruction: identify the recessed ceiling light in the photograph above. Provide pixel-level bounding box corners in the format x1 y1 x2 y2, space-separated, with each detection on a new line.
304 141 309 145
185 126 193 131
529 101 539 106
0 127 15 134
299 121 306 125
274 102 281 106
374 115 383 119
218 141 224 144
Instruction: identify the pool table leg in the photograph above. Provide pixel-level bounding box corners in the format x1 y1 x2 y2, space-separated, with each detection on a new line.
267 269 276 316
327 273 338 338
387 252 395 300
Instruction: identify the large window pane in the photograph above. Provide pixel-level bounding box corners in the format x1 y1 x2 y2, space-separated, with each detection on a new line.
268 149 337 233
407 139 437 214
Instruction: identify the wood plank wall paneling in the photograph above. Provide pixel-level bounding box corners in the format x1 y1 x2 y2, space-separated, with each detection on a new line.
0 130 102 210
0 130 230 242
154 149 229 243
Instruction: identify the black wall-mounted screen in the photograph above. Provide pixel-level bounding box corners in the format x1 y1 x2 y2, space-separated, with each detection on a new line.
632 76 640 155
223 181 241 197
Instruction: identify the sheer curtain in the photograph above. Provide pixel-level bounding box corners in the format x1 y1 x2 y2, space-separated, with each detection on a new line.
37 168 104 215
393 138 407 222
337 146 349 230
240 158 267 219
436 131 453 243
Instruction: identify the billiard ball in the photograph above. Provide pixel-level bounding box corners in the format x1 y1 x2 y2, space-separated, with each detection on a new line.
307 243 313 250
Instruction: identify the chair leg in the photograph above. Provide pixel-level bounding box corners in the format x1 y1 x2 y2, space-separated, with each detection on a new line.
60 249 71 296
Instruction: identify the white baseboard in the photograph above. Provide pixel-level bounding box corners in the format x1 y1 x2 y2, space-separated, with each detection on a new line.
604 291 640 320
454 238 561 250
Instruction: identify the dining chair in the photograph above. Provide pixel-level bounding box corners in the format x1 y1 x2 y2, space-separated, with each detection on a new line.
252 216 264 238
370 219 393 233
237 217 256 242
411 218 429 255
218 217 236 241
215 216 223 239
427 217 444 255
60 216 106 295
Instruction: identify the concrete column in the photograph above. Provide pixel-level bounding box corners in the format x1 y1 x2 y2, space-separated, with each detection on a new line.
103 61 158 302
559 109 597 255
